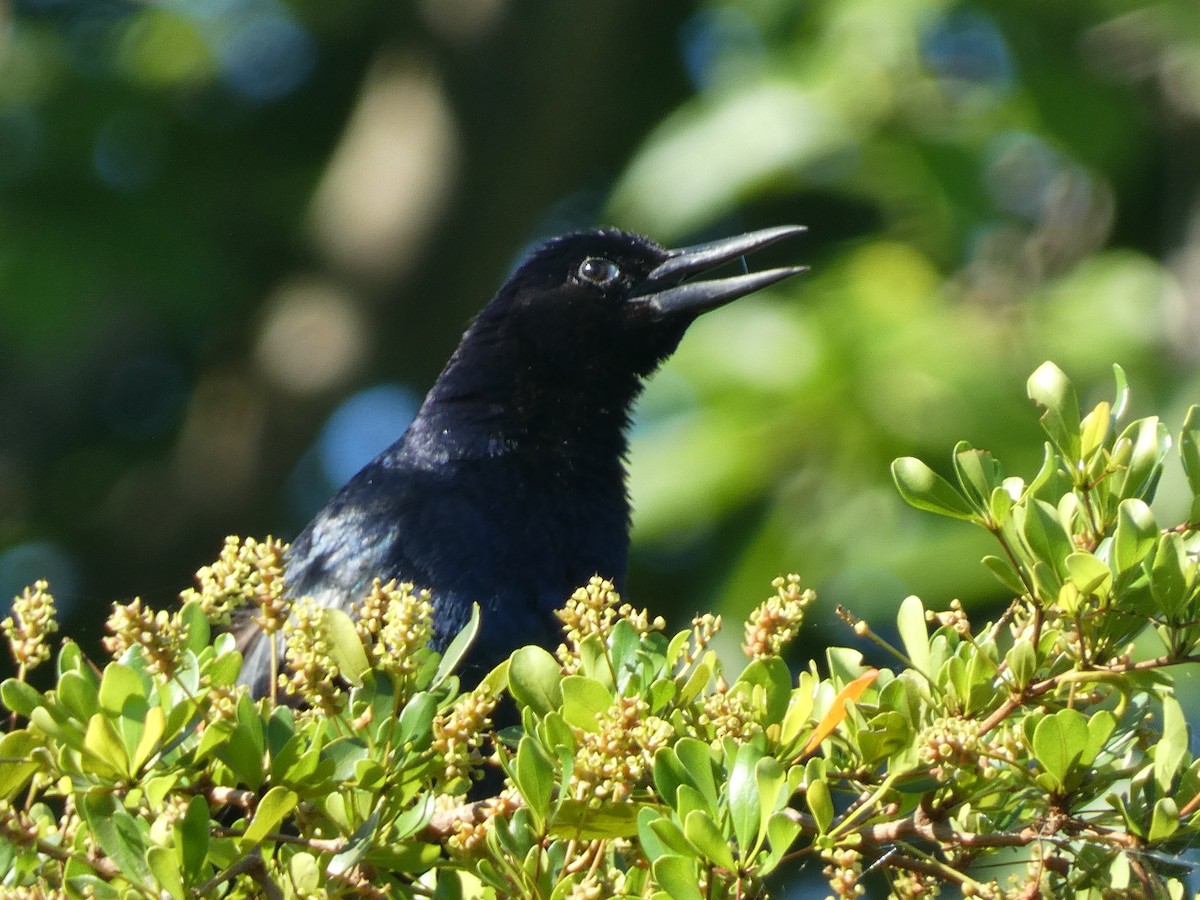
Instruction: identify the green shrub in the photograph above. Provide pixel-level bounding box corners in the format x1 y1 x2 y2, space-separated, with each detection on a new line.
2 362 1199 898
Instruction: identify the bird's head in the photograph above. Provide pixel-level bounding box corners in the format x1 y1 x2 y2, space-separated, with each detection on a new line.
470 225 808 381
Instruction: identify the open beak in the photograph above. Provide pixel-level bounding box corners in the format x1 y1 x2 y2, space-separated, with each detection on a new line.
634 225 808 319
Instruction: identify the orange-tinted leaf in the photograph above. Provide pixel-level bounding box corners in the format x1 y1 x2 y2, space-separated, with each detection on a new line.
800 669 878 758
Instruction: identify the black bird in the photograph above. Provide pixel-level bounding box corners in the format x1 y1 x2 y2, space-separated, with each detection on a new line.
237 225 806 695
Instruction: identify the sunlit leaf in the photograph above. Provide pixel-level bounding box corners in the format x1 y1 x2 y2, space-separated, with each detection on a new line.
508 646 564 717
1027 361 1081 461
891 457 977 520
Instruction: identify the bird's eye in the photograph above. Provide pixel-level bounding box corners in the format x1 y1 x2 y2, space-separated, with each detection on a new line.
577 257 620 286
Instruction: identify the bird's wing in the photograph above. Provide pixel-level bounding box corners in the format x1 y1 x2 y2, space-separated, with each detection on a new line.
234 467 428 696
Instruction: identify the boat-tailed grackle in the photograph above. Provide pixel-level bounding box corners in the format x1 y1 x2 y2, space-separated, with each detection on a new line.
236 225 807 695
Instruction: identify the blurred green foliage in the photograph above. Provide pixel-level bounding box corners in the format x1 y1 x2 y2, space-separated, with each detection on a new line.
2 0 1200 681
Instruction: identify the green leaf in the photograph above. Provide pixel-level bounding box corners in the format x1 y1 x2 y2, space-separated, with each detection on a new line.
1064 552 1111 596
982 555 1026 594
1149 533 1190 621
0 730 42 801
397 691 438 750
131 705 166 773
324 607 370 687
178 600 210 657
674 738 720 816
1154 695 1187 795
952 443 1003 514
652 855 703 900
81 793 152 884
1017 499 1071 582
436 603 480 685
988 484 1016 527
363 840 441 875
176 795 210 882
891 457 977 521
83 712 131 779
637 807 673 862
683 809 736 871
1111 363 1130 421
57 670 99 722
97 662 148 717
212 695 265 788
1112 417 1170 503
726 743 763 852
1182 406 1200 520
242 785 298 846
735 656 791 726
896 595 930 677
1149 797 1180 842
648 815 696 858
513 735 555 825
780 676 816 747
609 618 641 676
0 679 43 718
328 807 382 876
508 646 564 717
761 810 803 875
1032 708 1088 793
1082 710 1116 769
755 756 787 840
1080 401 1112 460
146 846 186 900
550 799 644 840
289 852 320 895
1027 361 1081 461
677 657 712 705
805 774 834 834
1112 499 1157 574
561 675 613 732
1005 640 1037 689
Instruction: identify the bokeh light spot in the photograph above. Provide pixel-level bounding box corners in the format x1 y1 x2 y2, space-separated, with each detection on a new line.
920 10 1014 92
255 278 369 395
0 541 80 622
316 384 419 487
984 131 1060 222
216 7 316 103
117 8 213 87
678 7 764 91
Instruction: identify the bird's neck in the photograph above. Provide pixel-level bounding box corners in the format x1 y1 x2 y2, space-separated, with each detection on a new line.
406 337 643 468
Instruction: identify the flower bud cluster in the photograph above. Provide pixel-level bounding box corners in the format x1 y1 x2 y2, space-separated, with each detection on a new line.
2 580 57 672
180 535 289 627
889 869 942 899
677 613 722 671
926 598 970 636
556 576 665 669
433 686 497 791
821 843 864 898
445 789 521 855
279 599 342 714
743 574 814 659
355 579 434 684
699 684 763 745
918 717 1018 785
571 696 673 803
103 598 185 678
566 870 630 899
